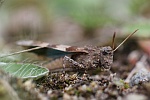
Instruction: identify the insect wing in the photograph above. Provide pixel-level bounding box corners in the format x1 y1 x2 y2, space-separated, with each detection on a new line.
17 40 87 58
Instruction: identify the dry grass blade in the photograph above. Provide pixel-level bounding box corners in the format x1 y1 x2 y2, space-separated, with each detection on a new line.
0 46 45 58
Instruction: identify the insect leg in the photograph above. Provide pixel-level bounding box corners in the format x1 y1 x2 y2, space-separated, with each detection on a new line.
63 56 85 69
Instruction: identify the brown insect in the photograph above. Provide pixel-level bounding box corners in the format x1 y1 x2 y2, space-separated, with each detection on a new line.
1 30 138 71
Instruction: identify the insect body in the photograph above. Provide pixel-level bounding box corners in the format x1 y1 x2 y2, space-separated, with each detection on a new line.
1 30 138 71
16 40 113 70
64 46 113 69
63 46 113 70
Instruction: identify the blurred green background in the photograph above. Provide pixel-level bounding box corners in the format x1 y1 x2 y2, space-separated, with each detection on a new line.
0 0 150 47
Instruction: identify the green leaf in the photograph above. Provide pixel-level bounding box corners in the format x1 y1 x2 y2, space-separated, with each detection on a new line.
0 62 49 79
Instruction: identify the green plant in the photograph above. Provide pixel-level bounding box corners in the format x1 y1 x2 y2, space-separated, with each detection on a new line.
0 62 49 79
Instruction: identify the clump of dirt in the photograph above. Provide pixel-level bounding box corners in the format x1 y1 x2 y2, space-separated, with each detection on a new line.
35 72 130 99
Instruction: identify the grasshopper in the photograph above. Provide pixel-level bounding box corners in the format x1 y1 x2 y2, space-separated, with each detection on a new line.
1 30 138 71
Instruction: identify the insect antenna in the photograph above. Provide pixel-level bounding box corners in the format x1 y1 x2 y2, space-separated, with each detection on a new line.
112 32 116 50
113 29 139 52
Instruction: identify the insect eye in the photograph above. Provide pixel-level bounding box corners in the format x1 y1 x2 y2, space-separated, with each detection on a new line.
102 50 108 55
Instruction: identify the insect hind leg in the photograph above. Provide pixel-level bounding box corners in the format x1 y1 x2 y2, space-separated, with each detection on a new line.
63 56 85 70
